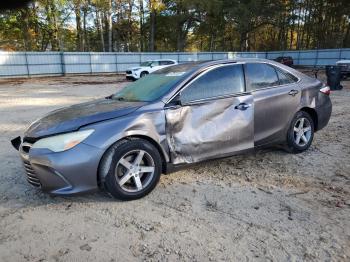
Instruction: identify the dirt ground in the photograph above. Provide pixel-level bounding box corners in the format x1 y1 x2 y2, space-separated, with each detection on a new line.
0 73 349 262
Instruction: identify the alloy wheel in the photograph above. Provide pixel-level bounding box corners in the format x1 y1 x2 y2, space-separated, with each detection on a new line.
115 150 155 193
293 117 312 147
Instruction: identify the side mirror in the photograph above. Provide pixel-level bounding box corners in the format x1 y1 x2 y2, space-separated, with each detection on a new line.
170 94 182 106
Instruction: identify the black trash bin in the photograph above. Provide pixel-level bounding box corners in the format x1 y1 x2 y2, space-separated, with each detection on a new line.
325 65 343 90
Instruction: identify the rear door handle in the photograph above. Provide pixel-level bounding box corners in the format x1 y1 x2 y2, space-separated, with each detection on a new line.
288 89 299 96
235 103 251 111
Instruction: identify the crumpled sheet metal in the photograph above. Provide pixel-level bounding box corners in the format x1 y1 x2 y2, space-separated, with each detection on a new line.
165 96 254 164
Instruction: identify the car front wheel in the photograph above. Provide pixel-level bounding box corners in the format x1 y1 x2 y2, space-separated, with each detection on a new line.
102 139 162 200
286 111 314 153
140 71 149 78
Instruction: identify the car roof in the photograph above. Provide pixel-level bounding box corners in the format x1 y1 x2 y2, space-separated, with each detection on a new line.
159 58 306 103
185 58 277 67
337 60 350 63
157 58 297 74
146 59 177 62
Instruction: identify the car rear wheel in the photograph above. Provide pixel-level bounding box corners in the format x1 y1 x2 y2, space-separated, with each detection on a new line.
286 111 314 153
140 71 149 78
102 139 162 200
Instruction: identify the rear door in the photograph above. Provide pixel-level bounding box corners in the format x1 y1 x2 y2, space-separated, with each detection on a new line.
165 64 254 164
244 63 301 146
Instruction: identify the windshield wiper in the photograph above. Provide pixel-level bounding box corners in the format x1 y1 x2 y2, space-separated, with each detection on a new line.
115 96 126 101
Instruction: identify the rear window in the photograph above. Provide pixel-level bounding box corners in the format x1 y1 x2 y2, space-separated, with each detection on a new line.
245 63 279 91
159 60 174 65
275 68 298 84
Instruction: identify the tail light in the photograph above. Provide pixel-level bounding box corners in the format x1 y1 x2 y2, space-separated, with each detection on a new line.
320 85 330 95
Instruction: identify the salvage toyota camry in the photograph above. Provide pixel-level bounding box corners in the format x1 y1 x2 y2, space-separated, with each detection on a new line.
11 59 332 200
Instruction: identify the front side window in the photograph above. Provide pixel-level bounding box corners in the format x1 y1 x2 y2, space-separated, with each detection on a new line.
151 61 160 66
245 63 279 91
181 64 245 104
140 61 152 67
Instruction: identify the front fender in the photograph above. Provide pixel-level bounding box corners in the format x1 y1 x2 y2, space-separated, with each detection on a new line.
81 109 170 162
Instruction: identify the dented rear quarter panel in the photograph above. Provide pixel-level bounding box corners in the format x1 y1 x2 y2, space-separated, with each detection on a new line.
298 76 332 130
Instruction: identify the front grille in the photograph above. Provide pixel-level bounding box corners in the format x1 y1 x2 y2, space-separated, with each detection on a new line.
20 141 41 187
126 70 132 74
23 137 38 144
23 160 41 187
339 65 349 71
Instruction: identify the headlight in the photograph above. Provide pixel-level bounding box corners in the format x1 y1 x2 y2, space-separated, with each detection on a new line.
32 129 94 152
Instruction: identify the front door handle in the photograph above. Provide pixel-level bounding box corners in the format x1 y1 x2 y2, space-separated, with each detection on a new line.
288 89 299 96
235 103 251 111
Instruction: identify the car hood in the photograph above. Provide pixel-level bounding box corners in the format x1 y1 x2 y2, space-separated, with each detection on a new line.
25 98 146 138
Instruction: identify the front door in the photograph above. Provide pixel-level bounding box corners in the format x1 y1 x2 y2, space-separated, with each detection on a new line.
165 64 254 164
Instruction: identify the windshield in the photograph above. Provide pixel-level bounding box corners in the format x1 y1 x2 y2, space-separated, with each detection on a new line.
113 74 179 102
113 63 200 102
140 61 153 66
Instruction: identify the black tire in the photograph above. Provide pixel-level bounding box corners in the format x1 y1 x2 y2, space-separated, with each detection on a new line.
286 111 315 153
140 71 149 78
102 138 162 200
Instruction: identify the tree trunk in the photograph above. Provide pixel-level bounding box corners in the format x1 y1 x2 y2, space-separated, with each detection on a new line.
74 1 82 51
149 10 156 51
343 18 350 48
107 0 113 52
139 0 144 51
82 6 88 51
127 0 133 51
45 0 60 51
96 10 105 52
239 31 247 51
20 8 32 51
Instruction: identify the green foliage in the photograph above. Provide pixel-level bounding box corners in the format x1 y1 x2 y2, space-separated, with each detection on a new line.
0 0 349 51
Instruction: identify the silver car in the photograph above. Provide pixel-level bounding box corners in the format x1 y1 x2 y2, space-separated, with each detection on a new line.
12 59 332 200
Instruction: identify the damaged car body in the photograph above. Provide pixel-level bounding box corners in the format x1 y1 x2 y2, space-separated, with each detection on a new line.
12 59 332 200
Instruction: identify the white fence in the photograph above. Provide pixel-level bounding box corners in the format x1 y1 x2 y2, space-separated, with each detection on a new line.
0 49 349 77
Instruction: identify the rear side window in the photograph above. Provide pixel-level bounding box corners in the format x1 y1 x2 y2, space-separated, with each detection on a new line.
159 60 175 65
276 69 298 85
245 63 279 91
159 61 168 65
181 64 245 103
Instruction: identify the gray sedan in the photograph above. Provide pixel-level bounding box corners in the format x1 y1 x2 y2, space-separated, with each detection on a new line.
12 59 332 200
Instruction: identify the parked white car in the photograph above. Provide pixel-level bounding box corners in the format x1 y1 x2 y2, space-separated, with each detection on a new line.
126 59 178 80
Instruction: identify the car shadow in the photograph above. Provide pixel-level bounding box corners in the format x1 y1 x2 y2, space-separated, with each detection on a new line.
1 145 290 209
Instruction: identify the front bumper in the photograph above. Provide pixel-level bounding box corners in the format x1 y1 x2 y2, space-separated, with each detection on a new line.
126 72 139 80
15 138 104 195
